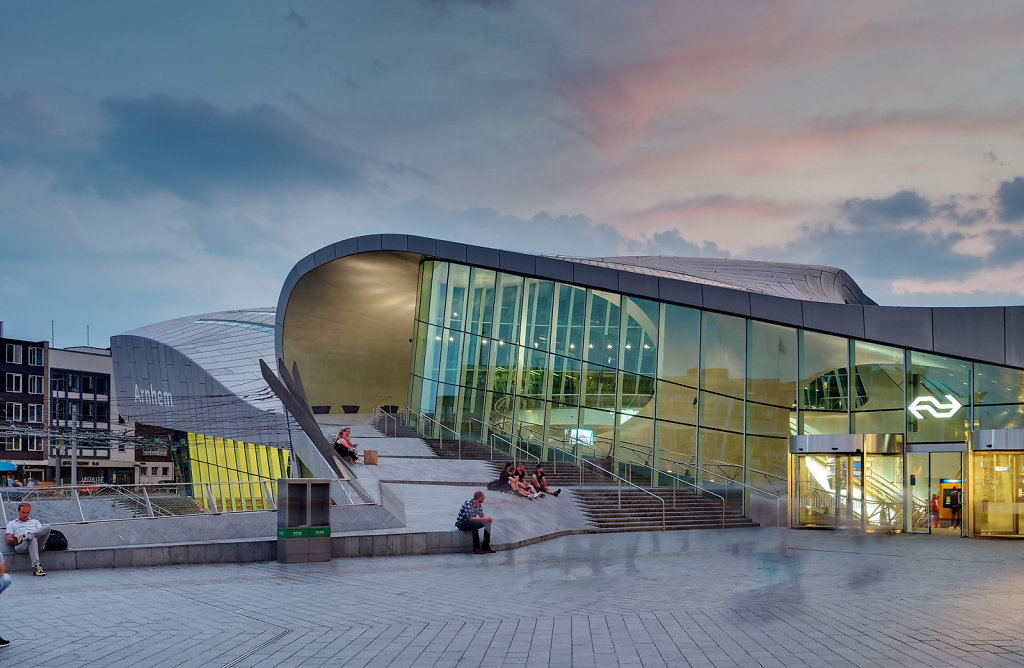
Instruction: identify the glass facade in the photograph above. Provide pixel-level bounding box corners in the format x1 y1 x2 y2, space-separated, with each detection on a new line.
185 433 290 511
407 260 1024 500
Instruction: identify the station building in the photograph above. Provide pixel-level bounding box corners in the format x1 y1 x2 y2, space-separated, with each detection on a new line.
110 308 292 509
275 234 1024 538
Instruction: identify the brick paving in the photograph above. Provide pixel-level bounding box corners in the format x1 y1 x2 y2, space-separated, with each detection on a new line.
2 527 1024 666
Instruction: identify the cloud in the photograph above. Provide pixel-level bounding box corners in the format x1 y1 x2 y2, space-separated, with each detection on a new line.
840 190 930 228
421 0 513 10
0 89 64 166
284 8 308 30
995 177 1024 222
95 95 370 201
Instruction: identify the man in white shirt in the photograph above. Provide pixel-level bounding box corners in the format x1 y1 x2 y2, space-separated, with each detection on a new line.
5 503 50 576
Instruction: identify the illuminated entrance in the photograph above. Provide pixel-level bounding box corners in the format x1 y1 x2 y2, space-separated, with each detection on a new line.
790 434 904 532
971 429 1024 538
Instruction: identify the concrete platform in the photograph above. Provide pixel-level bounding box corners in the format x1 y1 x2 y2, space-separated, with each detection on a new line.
2 424 591 572
1 529 1022 666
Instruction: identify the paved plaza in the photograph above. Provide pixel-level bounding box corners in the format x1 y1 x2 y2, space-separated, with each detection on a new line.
2 527 1024 667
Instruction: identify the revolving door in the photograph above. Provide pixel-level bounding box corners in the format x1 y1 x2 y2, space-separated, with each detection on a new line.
790 434 905 532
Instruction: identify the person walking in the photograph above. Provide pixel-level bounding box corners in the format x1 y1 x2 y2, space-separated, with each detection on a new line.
949 486 963 529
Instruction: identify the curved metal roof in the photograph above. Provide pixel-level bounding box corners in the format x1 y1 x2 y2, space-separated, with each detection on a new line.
277 235 1024 369
567 256 876 305
119 308 279 412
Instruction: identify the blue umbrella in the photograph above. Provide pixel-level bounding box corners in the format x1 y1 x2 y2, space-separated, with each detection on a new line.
0 461 16 472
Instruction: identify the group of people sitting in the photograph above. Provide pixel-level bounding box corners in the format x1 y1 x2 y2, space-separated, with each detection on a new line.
490 461 561 499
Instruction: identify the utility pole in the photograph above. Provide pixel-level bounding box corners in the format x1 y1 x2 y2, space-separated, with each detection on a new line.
71 422 78 486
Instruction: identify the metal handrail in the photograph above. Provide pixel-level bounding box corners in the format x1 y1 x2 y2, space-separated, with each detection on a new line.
657 455 782 525
0 478 375 525
616 454 726 527
409 410 463 459
488 432 541 464
470 418 539 463
471 418 672 530
537 438 667 531
373 404 398 437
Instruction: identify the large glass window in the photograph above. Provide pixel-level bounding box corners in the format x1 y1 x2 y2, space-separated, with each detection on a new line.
586 290 620 368
907 351 970 443
852 341 905 434
493 273 524 343
799 331 849 435
700 313 746 433
489 340 517 395
444 264 470 332
521 278 554 351
583 363 617 411
974 363 1024 430
518 347 548 398
460 334 489 389
466 268 496 337
426 262 449 327
620 297 658 378
746 321 797 437
549 355 580 406
439 330 463 386
552 284 586 358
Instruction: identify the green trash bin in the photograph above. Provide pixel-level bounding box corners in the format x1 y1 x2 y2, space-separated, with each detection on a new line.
277 478 332 563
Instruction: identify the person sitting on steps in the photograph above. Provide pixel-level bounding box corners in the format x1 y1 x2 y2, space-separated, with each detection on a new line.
513 462 542 499
532 464 561 497
334 427 360 465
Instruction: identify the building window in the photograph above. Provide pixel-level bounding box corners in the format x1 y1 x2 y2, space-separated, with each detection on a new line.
151 467 159 475
27 347 43 366
96 376 109 395
28 375 43 394
27 404 43 423
4 402 22 422
67 372 81 392
162 467 169 476
3 436 21 451
5 373 22 393
50 370 65 392
83 374 96 394
26 436 42 451
5 344 22 364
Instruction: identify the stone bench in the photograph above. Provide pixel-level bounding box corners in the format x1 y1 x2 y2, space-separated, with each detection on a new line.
0 529 476 571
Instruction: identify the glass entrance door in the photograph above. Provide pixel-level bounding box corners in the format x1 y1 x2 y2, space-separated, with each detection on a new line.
973 452 1024 537
793 454 855 528
906 452 930 533
793 453 906 531
863 454 903 532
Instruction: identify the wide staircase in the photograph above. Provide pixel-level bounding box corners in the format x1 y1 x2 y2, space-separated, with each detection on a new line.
377 416 759 533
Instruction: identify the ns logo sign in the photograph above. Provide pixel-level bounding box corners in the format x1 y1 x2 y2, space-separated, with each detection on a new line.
908 394 962 419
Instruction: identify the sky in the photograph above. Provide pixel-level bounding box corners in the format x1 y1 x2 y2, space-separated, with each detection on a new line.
2 1 1024 347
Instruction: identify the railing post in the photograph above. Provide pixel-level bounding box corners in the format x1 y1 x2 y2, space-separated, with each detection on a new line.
142 486 155 518
617 477 622 509
205 483 219 514
72 488 85 522
264 481 277 510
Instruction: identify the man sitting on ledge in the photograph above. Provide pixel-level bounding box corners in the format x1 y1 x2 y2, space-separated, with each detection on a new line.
455 491 495 554
6 503 50 576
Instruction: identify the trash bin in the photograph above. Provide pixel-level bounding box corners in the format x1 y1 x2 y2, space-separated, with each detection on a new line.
277 478 331 563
